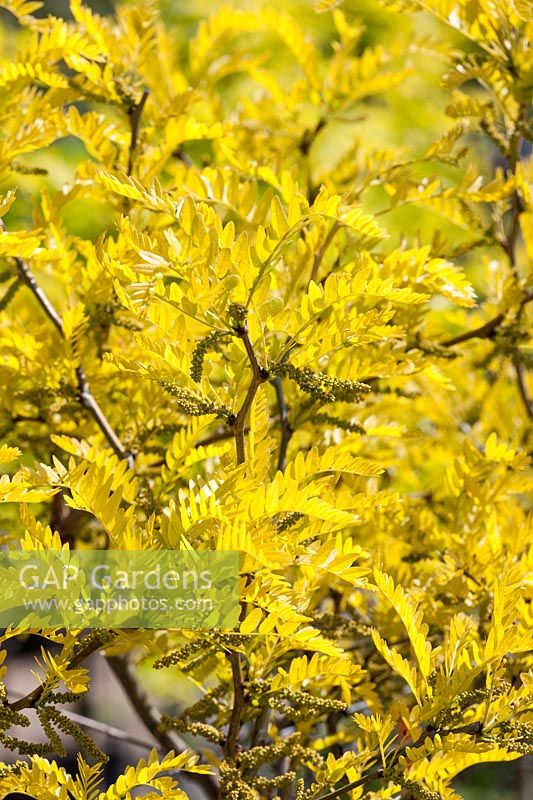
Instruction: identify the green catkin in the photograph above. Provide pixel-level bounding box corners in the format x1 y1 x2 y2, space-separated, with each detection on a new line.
228 303 247 332
36 706 66 757
295 777 306 800
0 733 51 756
191 330 231 382
181 684 226 720
159 714 224 744
275 512 304 532
153 638 210 668
251 772 296 790
314 611 372 638
310 413 365 433
219 762 256 800
39 707 108 762
239 733 302 769
259 688 346 720
40 689 88 705
0 707 31 732
272 363 371 404
158 381 230 418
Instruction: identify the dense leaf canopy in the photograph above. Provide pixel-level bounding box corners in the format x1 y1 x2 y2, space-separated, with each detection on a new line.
0 1 531 799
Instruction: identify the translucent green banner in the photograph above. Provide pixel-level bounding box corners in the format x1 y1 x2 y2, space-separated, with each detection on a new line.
0 550 240 629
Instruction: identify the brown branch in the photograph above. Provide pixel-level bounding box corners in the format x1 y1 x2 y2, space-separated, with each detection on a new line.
317 722 484 800
272 376 292 472
0 220 133 468
196 425 249 448
442 291 533 347
224 318 267 765
11 246 63 335
318 767 385 800
232 323 268 465
9 633 114 712
224 651 246 760
106 654 218 798
514 360 533 419
127 89 149 177
310 221 341 284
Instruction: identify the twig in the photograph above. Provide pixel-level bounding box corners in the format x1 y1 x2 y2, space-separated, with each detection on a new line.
75 366 131 464
317 722 483 800
11 247 63 335
514 360 533 419
127 89 149 177
0 220 133 468
272 377 292 472
443 106 532 421
318 767 385 800
310 221 340 284
442 312 504 347
232 323 268 465
442 291 533 347
224 651 246 760
106 654 218 798
195 425 249 448
9 634 114 712
224 318 267 765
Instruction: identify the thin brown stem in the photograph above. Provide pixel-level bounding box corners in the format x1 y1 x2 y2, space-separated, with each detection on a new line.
514 360 533 419
11 249 63 335
442 312 504 347
9 633 115 712
107 654 218 798
272 376 292 472
441 102 532 417
0 220 133 467
224 651 246 760
442 291 533 347
224 320 267 770
317 723 483 800
318 767 385 800
310 221 340 284
234 377 260 464
232 324 267 465
196 425 249 448
127 89 149 177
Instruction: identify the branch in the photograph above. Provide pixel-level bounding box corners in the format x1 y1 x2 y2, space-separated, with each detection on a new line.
195 425 249 448
316 723 484 800
9 633 114 712
442 312 504 347
224 318 267 763
442 107 531 419
310 221 341 284
272 376 292 473
127 89 149 176
318 767 385 800
106 654 218 798
224 650 246 760
75 366 132 464
442 290 533 347
514 360 533 419
11 247 63 335
0 220 133 467
232 323 268 465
